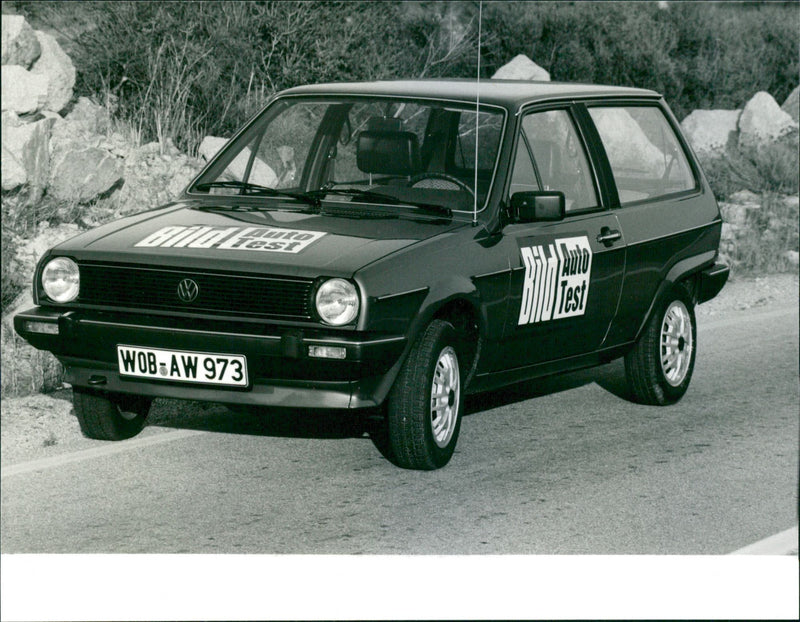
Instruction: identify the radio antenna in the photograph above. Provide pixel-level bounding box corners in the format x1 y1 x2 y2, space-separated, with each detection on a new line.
473 0 482 225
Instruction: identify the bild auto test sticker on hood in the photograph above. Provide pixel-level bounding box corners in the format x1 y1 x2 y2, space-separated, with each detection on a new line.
134 225 326 253
518 234 593 325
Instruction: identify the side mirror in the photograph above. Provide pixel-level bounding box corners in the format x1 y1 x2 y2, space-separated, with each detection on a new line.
510 191 565 223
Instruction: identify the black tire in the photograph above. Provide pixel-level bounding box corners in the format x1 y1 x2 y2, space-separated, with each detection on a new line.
386 319 463 470
73 387 151 440
625 285 697 405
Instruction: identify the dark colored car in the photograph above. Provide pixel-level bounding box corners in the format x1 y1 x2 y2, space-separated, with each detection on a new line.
15 79 729 469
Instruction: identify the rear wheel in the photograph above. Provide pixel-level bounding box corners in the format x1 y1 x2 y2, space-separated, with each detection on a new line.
73 387 151 440
625 285 696 405
386 319 463 470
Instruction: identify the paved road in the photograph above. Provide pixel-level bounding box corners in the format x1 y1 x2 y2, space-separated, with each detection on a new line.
1 303 797 554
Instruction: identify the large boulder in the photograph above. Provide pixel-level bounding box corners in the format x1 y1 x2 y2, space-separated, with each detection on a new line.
1 15 41 68
738 91 798 149
1 65 49 114
64 96 112 135
1 112 55 194
47 110 125 203
680 109 740 158
2 144 27 190
29 30 75 113
110 140 205 216
199 135 227 161
781 86 799 123
199 135 277 186
588 107 664 174
492 54 550 81
48 145 123 203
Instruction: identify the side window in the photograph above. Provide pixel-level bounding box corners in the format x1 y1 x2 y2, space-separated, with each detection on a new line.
509 134 540 195
588 106 696 204
520 110 598 212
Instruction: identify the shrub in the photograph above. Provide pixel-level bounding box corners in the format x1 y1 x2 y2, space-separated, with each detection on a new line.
12 1 798 152
701 133 800 200
1 226 22 310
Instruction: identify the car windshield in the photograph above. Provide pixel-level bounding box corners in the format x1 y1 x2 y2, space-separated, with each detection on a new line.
190 96 505 214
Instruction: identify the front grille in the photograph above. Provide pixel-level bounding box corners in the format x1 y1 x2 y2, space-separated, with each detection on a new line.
77 263 313 319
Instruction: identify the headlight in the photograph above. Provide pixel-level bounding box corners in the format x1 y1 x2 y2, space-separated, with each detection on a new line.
315 278 359 326
41 257 80 303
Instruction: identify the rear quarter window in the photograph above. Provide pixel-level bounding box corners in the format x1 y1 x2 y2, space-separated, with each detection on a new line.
588 105 696 205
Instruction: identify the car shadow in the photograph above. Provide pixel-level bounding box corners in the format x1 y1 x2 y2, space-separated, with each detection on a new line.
144 358 633 441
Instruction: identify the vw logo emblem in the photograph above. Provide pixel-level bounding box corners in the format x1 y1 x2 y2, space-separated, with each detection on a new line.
176 278 199 303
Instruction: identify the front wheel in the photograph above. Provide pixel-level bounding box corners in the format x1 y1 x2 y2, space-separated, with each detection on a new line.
73 387 152 440
386 319 463 470
625 285 697 405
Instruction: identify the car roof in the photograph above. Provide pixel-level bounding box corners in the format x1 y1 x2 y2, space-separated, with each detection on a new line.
280 79 660 109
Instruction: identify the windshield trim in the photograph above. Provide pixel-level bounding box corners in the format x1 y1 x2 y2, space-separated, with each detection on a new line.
187 93 507 216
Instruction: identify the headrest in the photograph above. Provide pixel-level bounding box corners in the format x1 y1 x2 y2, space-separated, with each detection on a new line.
367 116 403 132
357 130 420 175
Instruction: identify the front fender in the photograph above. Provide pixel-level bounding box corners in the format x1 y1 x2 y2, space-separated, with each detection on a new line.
358 275 487 407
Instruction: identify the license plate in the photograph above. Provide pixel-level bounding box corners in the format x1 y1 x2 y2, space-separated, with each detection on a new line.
117 345 248 387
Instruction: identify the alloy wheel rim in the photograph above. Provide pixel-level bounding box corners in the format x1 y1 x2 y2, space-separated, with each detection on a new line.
430 346 460 448
660 300 693 387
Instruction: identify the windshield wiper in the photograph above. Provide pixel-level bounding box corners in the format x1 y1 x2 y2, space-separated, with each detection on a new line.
193 181 320 207
306 188 452 217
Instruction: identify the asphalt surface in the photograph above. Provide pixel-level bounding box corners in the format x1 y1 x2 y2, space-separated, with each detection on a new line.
2 299 797 556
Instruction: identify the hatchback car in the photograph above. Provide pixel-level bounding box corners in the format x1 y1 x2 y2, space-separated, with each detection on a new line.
15 79 729 469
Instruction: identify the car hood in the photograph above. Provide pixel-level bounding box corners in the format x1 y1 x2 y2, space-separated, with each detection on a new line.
49 201 469 278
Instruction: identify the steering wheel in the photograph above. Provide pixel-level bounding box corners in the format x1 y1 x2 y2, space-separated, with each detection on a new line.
409 173 475 199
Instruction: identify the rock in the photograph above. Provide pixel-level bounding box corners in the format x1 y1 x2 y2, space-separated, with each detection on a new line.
199 135 227 161
199 135 276 186
3 223 82 301
729 189 761 205
588 107 665 174
47 109 125 203
738 91 798 149
1 144 27 190
16 223 82 274
49 145 122 203
1 65 49 114
783 250 799 267
719 203 748 226
110 143 205 215
680 109 740 158
1 15 41 68
782 86 799 123
492 54 550 81
65 97 111 135
720 222 739 242
29 30 75 113
1 114 55 192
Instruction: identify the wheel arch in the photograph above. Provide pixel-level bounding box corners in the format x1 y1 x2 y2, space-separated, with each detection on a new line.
369 281 487 406
633 250 715 343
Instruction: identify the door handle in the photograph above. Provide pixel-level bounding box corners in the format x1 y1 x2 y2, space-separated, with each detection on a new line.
596 228 622 246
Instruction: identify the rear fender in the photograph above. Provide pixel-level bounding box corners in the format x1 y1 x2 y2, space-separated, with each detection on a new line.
633 250 717 343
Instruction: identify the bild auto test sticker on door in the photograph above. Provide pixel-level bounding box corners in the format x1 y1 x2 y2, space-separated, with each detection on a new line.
518 234 593 325
134 225 326 253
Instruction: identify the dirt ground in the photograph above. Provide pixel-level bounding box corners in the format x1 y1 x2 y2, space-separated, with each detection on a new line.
1 272 797 465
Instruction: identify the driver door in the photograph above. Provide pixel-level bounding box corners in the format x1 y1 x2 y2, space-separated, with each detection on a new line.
499 107 626 368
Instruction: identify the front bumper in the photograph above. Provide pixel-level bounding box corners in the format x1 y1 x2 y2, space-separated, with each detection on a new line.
14 308 406 409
